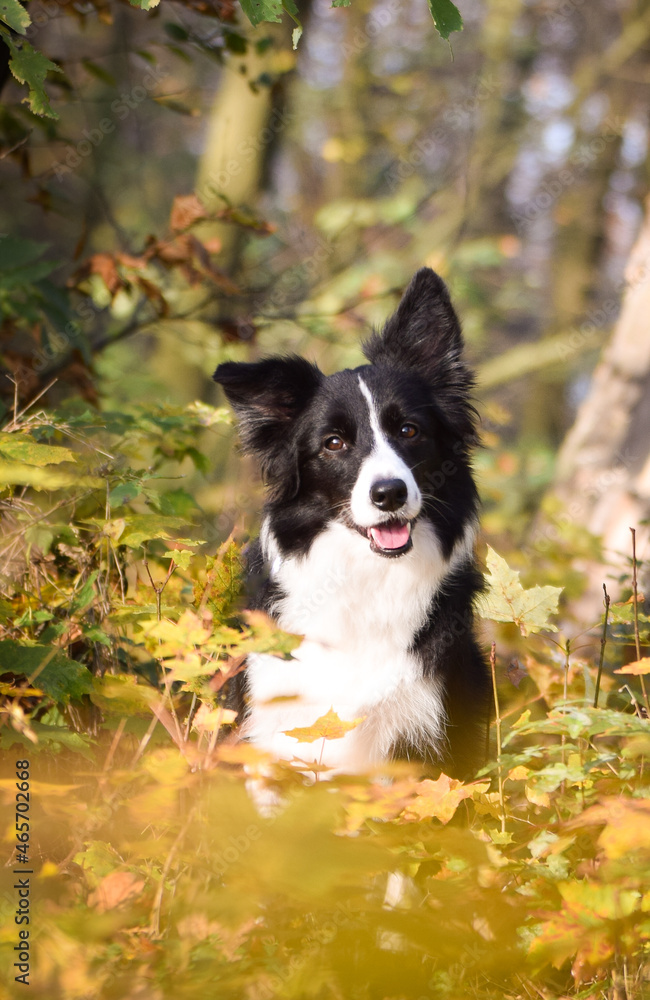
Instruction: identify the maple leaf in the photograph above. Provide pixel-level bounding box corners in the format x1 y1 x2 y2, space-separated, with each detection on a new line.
401 774 490 825
283 707 364 743
476 545 562 636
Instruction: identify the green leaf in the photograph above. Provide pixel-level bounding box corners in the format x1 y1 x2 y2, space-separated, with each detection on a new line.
108 481 142 507
0 640 92 703
113 514 188 549
331 0 351 6
292 25 302 48
0 462 100 491
239 0 283 27
476 545 562 636
155 487 199 517
81 625 111 647
0 433 76 467
161 548 194 570
6 36 63 119
0 236 49 272
222 29 247 53
607 599 650 625
164 22 189 41
185 446 209 473
128 0 160 8
69 571 98 614
427 0 463 40
0 0 30 34
1 722 95 759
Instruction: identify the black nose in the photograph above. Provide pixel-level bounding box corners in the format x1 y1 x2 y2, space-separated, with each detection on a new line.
370 478 408 512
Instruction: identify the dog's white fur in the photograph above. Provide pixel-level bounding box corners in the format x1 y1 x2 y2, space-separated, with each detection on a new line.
350 378 422 527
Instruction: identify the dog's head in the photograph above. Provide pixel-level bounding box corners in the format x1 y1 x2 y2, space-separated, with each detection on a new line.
213 268 478 559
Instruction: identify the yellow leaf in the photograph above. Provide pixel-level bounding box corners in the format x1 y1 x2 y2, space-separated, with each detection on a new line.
401 774 490 825
192 704 238 731
283 707 363 743
476 545 562 636
506 765 529 781
525 784 550 808
0 433 76 466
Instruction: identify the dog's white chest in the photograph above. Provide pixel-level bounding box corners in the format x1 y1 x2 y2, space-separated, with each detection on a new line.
243 520 461 770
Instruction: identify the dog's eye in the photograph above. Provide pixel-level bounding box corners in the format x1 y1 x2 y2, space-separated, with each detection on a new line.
400 423 419 439
323 435 346 452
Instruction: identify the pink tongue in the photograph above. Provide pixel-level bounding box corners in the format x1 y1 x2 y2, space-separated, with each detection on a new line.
369 523 410 550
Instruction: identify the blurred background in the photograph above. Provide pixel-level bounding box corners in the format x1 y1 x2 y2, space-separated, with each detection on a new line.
1 0 650 624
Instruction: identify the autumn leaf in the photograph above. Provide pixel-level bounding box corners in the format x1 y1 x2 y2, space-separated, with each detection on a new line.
476 545 562 636
192 704 238 732
283 707 364 743
0 433 76 466
170 193 209 232
401 774 490 825
571 798 650 859
614 657 650 675
88 871 146 912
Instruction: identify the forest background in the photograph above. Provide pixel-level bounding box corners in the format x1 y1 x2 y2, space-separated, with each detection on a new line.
1 0 650 997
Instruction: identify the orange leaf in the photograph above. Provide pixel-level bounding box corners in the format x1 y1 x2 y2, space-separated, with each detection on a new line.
88 253 122 295
401 774 490 825
170 193 208 232
571 797 650 858
614 657 650 675
283 707 363 743
88 871 145 912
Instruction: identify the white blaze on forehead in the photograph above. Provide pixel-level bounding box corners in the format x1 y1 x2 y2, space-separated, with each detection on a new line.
350 377 422 528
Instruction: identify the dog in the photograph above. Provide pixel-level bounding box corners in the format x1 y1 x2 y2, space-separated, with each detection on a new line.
213 267 489 779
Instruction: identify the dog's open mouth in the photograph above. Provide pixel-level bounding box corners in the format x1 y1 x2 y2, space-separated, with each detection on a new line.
367 519 413 557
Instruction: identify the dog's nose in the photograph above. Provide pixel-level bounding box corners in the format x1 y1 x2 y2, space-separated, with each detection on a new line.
370 478 408 512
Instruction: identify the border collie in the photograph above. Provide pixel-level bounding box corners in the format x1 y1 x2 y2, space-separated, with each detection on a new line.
214 267 489 779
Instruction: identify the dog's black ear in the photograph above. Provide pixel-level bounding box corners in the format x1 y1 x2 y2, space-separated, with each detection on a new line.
213 356 323 486
363 268 476 442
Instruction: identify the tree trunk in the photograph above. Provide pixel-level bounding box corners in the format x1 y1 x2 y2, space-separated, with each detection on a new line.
541 195 650 620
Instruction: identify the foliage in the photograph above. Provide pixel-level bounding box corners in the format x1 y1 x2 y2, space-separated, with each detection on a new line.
0 398 649 1000
1 0 649 994
0 0 461 124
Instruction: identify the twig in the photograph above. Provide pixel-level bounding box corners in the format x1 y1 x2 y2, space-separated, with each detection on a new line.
4 378 59 432
630 527 650 715
183 692 198 743
490 641 506 834
143 552 176 622
563 637 571 704
594 584 610 709
149 808 195 938
103 717 127 772
131 714 159 766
